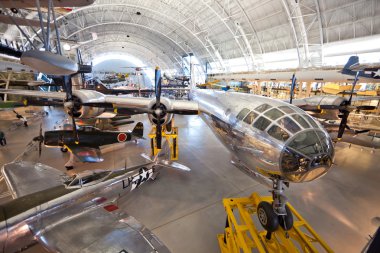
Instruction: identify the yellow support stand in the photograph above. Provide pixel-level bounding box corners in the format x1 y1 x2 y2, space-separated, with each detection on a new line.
148 124 179 160
218 193 333 253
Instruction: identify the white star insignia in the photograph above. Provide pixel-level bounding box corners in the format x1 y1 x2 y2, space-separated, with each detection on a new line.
141 169 148 179
372 69 380 77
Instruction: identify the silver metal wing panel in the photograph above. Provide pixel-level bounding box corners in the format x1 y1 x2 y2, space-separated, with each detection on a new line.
0 89 66 100
36 205 170 253
1 161 64 199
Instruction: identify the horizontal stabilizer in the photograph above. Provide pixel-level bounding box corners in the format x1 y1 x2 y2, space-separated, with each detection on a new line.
35 203 170 253
1 161 63 199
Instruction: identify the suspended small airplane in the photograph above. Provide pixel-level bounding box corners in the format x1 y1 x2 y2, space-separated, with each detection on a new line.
0 0 95 8
33 122 144 165
92 78 155 95
0 157 180 253
342 56 380 80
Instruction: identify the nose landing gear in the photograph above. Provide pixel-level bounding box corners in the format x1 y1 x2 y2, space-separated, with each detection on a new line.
218 192 332 253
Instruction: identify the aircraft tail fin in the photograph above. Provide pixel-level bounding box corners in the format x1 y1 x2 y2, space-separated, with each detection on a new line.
342 56 359 74
132 122 144 138
140 141 191 172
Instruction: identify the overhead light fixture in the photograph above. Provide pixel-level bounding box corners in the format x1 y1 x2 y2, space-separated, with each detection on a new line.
63 43 71 51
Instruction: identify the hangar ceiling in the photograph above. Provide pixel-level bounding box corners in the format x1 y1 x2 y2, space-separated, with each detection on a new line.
1 0 379 72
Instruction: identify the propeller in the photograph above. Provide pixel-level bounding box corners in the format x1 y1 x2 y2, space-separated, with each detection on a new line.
63 75 79 143
336 72 359 139
84 67 199 152
32 124 44 157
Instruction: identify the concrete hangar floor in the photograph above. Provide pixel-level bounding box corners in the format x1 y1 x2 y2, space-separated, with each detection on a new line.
0 107 379 253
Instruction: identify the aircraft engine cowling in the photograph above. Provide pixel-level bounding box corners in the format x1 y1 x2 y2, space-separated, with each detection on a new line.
67 90 106 118
147 97 173 126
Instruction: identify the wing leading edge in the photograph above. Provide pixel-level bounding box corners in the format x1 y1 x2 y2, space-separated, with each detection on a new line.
35 204 171 253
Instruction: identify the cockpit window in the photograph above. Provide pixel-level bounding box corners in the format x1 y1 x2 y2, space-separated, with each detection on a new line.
277 117 301 133
264 108 284 120
236 108 250 121
253 116 271 131
254 104 272 113
302 114 319 128
68 177 80 187
268 125 290 142
281 129 333 183
66 171 110 188
243 111 258 124
278 106 296 114
81 171 110 185
288 130 322 157
291 114 310 128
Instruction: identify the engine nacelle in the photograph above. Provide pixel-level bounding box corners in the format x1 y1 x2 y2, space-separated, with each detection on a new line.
147 97 173 126
67 90 106 118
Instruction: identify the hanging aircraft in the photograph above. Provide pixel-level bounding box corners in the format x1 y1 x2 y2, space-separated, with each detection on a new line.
32 122 144 165
92 78 155 95
342 56 380 80
0 157 179 253
0 0 95 8
209 56 380 83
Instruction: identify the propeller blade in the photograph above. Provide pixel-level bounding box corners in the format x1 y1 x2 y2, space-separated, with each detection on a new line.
63 75 73 101
348 72 360 105
355 129 370 134
155 68 161 107
156 123 162 149
289 73 296 104
337 110 350 139
71 116 79 143
166 109 199 115
39 141 42 158
356 105 376 111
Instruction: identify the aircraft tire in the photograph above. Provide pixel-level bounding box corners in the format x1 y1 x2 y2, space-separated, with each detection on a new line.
279 205 293 231
257 201 279 232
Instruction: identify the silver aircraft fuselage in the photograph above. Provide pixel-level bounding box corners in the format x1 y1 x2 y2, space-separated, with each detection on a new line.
191 89 334 184
0 162 164 253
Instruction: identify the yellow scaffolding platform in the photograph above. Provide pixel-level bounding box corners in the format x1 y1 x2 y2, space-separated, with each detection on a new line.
218 193 334 253
148 125 179 160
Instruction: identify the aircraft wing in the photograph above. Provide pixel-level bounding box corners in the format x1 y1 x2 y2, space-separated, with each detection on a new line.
1 161 64 199
34 203 170 253
0 89 66 100
104 94 199 113
0 80 46 86
0 89 199 113
351 96 380 102
67 145 104 163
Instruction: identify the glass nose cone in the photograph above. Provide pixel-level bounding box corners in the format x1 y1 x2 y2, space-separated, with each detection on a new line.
280 129 334 183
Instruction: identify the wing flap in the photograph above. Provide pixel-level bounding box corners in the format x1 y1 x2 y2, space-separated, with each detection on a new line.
36 205 170 253
1 161 63 199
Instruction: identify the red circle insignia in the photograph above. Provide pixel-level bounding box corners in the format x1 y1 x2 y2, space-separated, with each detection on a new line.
117 133 127 142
